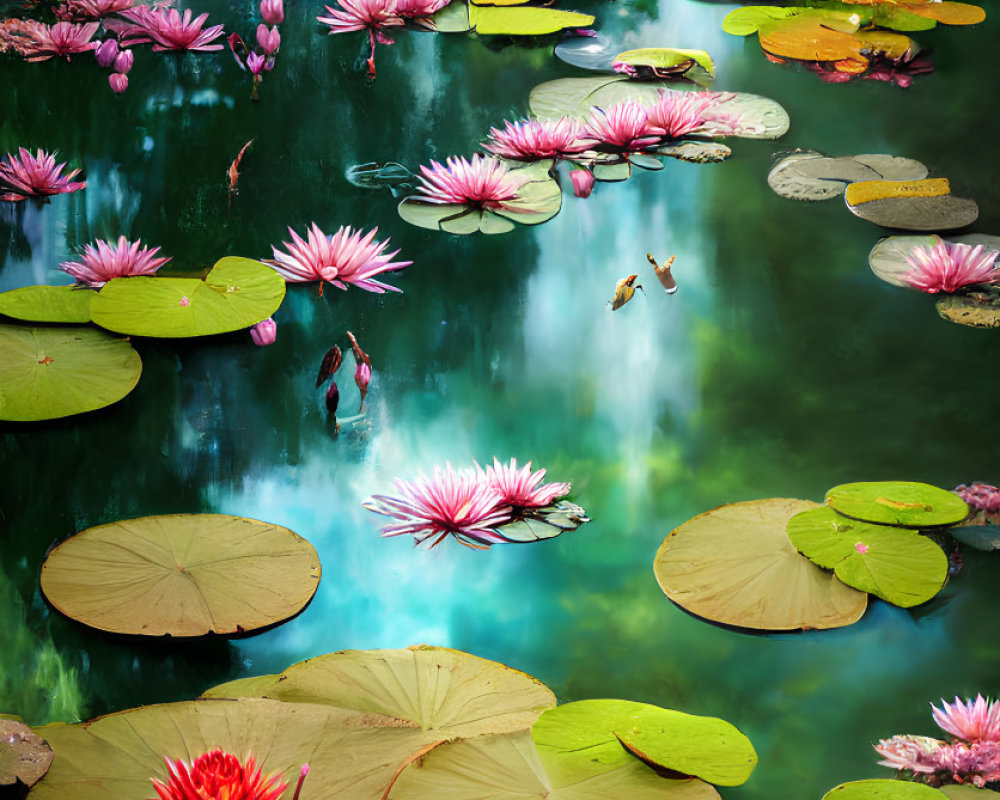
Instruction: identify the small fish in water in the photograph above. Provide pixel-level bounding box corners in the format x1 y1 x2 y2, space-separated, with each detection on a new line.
647 253 677 294
608 274 643 310
226 138 254 216
949 544 964 576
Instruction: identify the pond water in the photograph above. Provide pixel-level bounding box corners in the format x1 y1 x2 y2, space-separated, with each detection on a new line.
2 1 1000 799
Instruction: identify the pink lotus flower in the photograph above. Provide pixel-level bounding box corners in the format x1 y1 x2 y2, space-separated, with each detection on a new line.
0 148 86 202
56 0 137 20
260 0 284 25
267 223 412 294
363 464 513 549
875 735 945 775
479 457 571 509
902 238 1000 294
21 21 99 61
569 168 594 198
415 154 529 212
317 0 403 34
247 51 266 75
256 24 280 55
932 695 1000 743
580 101 661 152
933 742 1000 787
250 317 277 346
60 235 171 287
955 483 1000 514
483 118 587 160
647 89 742 139
151 750 287 800
395 0 449 17
120 6 225 52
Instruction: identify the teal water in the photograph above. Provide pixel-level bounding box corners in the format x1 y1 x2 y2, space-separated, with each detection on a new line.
2 2 1000 798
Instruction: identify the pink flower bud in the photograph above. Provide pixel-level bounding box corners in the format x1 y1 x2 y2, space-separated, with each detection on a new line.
250 317 277 346
570 168 594 199
256 24 280 55
94 39 118 68
247 51 266 75
113 49 134 74
108 73 129 93
260 0 284 25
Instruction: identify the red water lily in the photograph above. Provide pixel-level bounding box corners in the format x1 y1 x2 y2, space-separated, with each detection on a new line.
150 751 287 800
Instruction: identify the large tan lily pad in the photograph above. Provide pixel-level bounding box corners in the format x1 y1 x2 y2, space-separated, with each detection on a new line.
654 499 867 632
40 514 321 637
33 697 431 800
201 645 556 739
387 730 720 800
0 719 54 788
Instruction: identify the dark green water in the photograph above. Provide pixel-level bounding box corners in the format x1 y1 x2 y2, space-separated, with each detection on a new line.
2 2 999 799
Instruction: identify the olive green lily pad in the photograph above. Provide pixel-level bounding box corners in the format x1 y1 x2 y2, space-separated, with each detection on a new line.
90 257 285 338
823 779 950 800
40 514 321 637
200 674 281 698
786 507 948 607
0 719 53 788
937 292 1000 328
388 730 721 800
33 697 432 800
531 699 757 786
613 48 716 77
0 324 142 422
940 785 1000 800
199 645 556 739
655 141 732 163
722 6 801 36
468 4 594 35
826 482 969 528
0 285 93 323
654 498 867 632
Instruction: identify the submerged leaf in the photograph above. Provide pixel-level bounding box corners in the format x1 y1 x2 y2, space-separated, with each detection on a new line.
0 285 93 323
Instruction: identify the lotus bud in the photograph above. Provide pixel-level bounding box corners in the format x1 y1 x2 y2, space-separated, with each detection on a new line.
113 49 134 74
250 317 277 346
246 51 267 75
108 73 129 93
260 0 284 25
355 360 371 411
256 24 280 55
569 168 594 199
94 38 118 67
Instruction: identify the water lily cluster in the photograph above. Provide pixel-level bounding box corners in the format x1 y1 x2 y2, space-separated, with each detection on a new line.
229 0 284 101
363 458 574 549
875 695 1000 787
0 147 86 202
955 482 1000 524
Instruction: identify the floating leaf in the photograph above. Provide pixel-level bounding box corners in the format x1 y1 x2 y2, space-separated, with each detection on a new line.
613 48 716 77
0 719 54 788
936 292 1000 328
90 257 285 338
867 234 941 287
823 779 951 800
199 645 556 739
389 730 721 800
845 179 979 230
0 324 142 422
532 699 757 786
655 141 732 163
430 0 472 31
786 507 948 607
40 514 321 637
654 498 867 632
769 152 929 202
345 162 414 191
493 501 591 543
951 524 1000 551
468 5 595 35
722 6 801 36
826 482 970 528
897 1 985 26
940 784 1000 800
0 285 93 323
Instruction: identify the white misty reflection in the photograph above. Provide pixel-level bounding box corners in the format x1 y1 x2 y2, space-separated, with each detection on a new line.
0 200 69 290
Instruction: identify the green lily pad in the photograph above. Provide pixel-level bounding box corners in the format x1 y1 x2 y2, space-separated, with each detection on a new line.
826 482 970 528
823 780 950 800
654 498 867 632
769 152 929 203
613 48 715 77
198 645 556 739
940 786 1000 800
722 6 801 36
39 514 321 637
786 507 948 607
0 719 54 788
937 292 1000 328
388 730 721 800
532 699 757 786
0 285 93 323
494 501 590 543
0 324 142 422
430 0 471 31
33 697 432 800
468 4 595 35
90 257 285 338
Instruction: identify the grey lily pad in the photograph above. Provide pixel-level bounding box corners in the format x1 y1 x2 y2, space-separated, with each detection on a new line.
768 151 928 202
826 481 970 528
823 779 950 800
0 719 54 788
845 180 979 231
493 501 590 543
0 324 142 422
0 285 93 323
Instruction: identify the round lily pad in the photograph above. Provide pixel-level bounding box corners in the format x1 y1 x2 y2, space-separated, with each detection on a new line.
786 507 948 607
389 730 721 800
769 152 929 202
0 324 142 422
495 501 590 543
654 498 867 632
826 482 969 528
937 293 1000 328
0 285 93 323
39 514 321 637
867 234 942 287
531 699 757 786
613 48 716 77
90 257 286 338
0 719 53 788
199 645 555 739
845 180 979 231
823 780 950 800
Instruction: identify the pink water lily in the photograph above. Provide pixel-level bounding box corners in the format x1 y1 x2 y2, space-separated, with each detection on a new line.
55 0 137 19
395 0 450 17
875 735 945 775
932 695 1000 743
580 101 661 152
363 464 513 549
20 21 99 61
60 235 171 287
902 237 1000 294
267 222 412 294
256 24 279 55
0 148 86 202
120 6 225 51
646 89 742 139
260 0 284 25
479 457 571 509
483 118 587 160
416 154 529 212
955 483 1000 514
0 19 47 57
318 0 403 74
